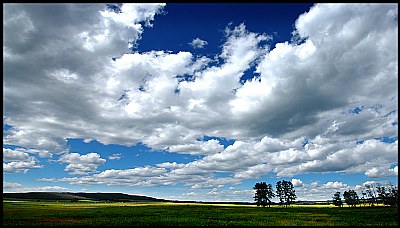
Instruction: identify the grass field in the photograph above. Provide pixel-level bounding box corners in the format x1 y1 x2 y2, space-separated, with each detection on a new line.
3 200 398 226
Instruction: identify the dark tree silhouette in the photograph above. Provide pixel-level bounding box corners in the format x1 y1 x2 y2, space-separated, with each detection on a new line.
376 183 398 207
387 184 398 207
376 184 388 205
276 180 296 207
332 191 343 207
365 184 377 206
332 183 398 208
253 182 275 207
343 190 359 207
360 190 367 207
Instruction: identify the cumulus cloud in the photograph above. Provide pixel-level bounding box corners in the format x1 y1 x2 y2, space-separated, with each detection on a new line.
323 181 348 189
3 181 70 193
364 165 398 178
3 148 30 162
3 3 167 152
3 3 398 198
189 38 208 49
168 139 224 155
59 153 106 175
3 148 43 173
156 162 186 169
3 161 42 174
292 178 304 187
40 166 169 187
3 181 24 192
3 147 52 159
276 139 398 177
233 163 272 179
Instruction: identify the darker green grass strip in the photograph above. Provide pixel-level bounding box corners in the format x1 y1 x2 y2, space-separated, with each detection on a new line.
3 201 398 226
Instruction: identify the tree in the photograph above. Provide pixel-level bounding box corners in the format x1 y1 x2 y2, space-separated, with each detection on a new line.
387 183 398 207
365 183 377 206
376 182 398 207
276 180 297 208
343 190 359 207
253 182 275 207
253 182 266 207
360 190 367 207
387 184 398 207
376 184 388 205
332 191 343 207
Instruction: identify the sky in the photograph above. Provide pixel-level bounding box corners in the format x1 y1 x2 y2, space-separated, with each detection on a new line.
3 3 398 202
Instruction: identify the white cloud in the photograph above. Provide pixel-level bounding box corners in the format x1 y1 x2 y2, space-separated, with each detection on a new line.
3 148 30 162
3 161 42 174
3 181 71 193
101 3 165 29
156 162 185 169
3 147 52 160
48 68 79 83
364 165 398 178
275 138 398 177
310 181 319 188
168 139 224 155
3 3 167 152
323 181 348 189
183 192 197 196
34 186 71 192
292 178 304 187
233 163 272 179
108 153 122 160
189 38 208 49
95 166 166 179
40 166 169 187
391 166 398 175
59 153 106 175
3 181 24 192
3 148 43 173
3 3 398 198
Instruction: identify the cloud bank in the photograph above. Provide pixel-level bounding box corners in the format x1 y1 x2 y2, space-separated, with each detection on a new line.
3 3 398 199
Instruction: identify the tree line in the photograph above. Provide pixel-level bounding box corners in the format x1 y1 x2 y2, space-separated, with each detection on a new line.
253 180 296 207
332 182 398 207
254 181 398 208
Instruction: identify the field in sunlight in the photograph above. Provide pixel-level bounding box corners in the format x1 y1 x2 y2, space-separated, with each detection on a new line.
3 200 398 226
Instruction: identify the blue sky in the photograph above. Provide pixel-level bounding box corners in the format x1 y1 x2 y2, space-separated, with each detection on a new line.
3 3 398 202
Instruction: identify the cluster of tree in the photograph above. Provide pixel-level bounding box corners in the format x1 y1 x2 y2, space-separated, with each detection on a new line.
253 180 296 208
332 182 398 207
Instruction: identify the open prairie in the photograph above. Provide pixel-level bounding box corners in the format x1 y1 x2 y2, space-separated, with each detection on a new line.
3 200 398 226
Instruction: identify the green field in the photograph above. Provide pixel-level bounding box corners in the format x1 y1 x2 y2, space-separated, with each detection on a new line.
3 200 398 226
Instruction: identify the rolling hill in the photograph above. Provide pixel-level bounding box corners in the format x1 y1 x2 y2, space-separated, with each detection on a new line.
3 192 168 202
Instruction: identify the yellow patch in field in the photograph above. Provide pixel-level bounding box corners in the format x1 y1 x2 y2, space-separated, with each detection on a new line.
276 219 291 225
300 213 329 217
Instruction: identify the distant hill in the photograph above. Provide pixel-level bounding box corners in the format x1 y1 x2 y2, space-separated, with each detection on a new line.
3 192 168 202
3 192 332 205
